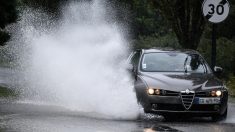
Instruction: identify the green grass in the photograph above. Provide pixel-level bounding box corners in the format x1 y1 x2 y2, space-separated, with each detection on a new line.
0 86 17 98
227 76 235 97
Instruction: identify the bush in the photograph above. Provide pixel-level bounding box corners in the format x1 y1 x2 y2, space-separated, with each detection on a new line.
132 33 181 49
198 37 235 79
0 86 17 98
227 76 235 96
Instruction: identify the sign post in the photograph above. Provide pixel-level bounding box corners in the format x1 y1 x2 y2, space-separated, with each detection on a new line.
202 0 230 70
211 24 217 71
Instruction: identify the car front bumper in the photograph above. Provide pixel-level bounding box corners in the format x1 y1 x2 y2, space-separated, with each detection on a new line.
141 95 228 116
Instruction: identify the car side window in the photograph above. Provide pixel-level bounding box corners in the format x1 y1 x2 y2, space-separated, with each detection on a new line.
130 51 141 67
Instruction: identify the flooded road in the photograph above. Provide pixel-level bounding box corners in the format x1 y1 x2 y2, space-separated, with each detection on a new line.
0 101 235 132
0 67 235 132
1 0 234 131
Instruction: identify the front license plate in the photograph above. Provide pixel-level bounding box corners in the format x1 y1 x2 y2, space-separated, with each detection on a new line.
197 97 220 104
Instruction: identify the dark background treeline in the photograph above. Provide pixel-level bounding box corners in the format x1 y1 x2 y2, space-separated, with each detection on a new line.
0 0 235 91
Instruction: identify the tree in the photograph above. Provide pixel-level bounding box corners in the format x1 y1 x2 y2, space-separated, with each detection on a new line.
0 0 18 46
153 0 205 50
114 0 170 38
217 0 235 39
21 0 63 12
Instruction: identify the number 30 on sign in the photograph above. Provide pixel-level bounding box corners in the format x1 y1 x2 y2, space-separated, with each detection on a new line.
202 0 230 23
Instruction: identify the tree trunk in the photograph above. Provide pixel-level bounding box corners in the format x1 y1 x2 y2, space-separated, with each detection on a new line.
153 0 205 50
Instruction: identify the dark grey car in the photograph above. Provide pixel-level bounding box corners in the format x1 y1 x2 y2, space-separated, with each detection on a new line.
128 48 228 121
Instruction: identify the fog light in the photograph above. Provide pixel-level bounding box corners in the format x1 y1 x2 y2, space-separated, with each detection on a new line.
155 89 160 95
216 90 222 97
148 88 155 95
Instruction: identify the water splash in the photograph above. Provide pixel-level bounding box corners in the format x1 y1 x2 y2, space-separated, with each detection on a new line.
8 0 139 119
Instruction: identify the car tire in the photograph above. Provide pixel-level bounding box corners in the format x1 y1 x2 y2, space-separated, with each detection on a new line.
212 107 227 121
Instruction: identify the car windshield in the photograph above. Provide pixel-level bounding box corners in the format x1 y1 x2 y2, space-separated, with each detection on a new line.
141 52 207 73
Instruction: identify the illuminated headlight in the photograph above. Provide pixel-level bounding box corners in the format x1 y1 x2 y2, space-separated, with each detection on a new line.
216 90 222 97
211 90 222 97
147 88 155 95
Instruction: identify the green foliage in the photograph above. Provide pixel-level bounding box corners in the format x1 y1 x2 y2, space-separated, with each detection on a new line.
0 0 18 29
132 32 181 49
217 0 235 39
117 0 170 38
198 37 235 78
0 32 10 46
154 0 205 50
227 77 235 96
216 39 235 76
0 0 18 46
21 0 65 11
0 86 16 98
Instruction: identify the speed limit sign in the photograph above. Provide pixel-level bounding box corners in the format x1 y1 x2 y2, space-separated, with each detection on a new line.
202 0 230 23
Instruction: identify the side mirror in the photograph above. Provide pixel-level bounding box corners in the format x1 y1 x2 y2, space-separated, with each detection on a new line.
126 64 138 79
214 66 223 75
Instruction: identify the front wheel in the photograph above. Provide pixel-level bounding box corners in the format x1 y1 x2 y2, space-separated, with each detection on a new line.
212 108 227 121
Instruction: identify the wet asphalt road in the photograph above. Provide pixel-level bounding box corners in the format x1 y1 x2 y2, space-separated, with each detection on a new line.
0 67 235 132
0 101 235 132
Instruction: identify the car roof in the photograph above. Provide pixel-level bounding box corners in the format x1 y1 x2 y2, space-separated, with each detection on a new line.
140 47 199 54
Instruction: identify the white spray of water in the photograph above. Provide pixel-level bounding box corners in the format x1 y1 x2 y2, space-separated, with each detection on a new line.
9 0 139 119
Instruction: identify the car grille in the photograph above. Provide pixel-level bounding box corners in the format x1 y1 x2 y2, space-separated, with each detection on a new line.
181 92 195 110
152 103 185 111
162 90 180 96
195 91 208 97
161 91 210 97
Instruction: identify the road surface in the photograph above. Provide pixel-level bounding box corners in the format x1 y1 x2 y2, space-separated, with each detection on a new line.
0 101 235 132
0 67 235 132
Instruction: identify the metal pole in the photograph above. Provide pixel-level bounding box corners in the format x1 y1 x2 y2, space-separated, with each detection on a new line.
211 24 217 70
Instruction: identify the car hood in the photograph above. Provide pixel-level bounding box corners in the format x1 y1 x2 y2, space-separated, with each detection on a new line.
139 72 223 91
